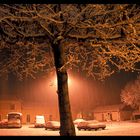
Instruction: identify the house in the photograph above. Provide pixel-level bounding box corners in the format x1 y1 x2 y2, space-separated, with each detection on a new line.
0 97 59 124
93 104 133 121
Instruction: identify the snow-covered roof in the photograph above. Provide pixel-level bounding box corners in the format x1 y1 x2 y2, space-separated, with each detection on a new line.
93 104 130 113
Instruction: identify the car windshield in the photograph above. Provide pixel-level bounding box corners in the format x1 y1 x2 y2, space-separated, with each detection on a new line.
35 116 45 123
8 114 20 120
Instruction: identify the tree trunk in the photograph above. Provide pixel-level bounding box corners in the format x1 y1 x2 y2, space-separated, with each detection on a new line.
52 42 76 136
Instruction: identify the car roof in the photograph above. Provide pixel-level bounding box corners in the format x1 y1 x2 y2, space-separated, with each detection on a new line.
35 115 45 118
7 112 22 115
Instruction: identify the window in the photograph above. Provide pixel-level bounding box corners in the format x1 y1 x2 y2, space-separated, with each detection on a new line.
10 104 15 110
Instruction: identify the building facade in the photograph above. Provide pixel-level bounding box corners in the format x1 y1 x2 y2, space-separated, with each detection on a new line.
1 97 134 124
0 98 59 124
21 102 59 124
93 104 133 121
0 99 22 121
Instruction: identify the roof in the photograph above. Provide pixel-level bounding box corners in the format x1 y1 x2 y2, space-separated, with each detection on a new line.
93 104 128 113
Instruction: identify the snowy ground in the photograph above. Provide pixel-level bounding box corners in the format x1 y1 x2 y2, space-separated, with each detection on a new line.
0 121 140 136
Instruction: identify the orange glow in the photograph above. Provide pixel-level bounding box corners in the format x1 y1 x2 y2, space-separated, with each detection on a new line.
17 70 100 120
68 76 72 86
49 72 73 88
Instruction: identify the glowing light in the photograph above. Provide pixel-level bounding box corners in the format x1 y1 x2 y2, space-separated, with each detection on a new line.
49 72 73 88
68 77 72 86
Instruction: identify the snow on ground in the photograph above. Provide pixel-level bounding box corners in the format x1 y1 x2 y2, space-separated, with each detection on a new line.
0 121 140 136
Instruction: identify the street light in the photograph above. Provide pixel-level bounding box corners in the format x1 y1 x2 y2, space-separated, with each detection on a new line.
49 72 72 88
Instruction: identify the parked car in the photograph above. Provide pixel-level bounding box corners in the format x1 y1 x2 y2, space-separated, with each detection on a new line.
0 119 8 128
7 112 22 128
34 115 45 128
73 118 86 125
77 120 106 131
45 121 60 130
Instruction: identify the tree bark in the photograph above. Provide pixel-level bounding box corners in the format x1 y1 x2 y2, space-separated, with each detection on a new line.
52 42 76 136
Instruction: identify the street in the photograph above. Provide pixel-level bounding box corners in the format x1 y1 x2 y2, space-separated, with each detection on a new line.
0 121 140 136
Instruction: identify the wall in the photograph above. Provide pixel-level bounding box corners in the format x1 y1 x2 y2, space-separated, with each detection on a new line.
94 113 103 121
120 111 132 121
94 110 132 122
93 111 120 121
112 112 119 121
21 102 59 124
0 100 22 120
0 100 59 124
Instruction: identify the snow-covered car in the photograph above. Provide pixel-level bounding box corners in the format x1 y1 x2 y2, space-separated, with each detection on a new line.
0 119 8 128
8 118 22 128
77 120 106 131
73 118 86 125
7 112 22 128
45 121 60 130
34 115 45 128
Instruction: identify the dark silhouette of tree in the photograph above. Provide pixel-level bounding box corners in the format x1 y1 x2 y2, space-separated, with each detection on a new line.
0 4 140 135
121 75 140 109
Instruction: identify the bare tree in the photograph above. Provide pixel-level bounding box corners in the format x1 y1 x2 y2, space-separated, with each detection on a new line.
0 4 140 135
121 75 140 109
